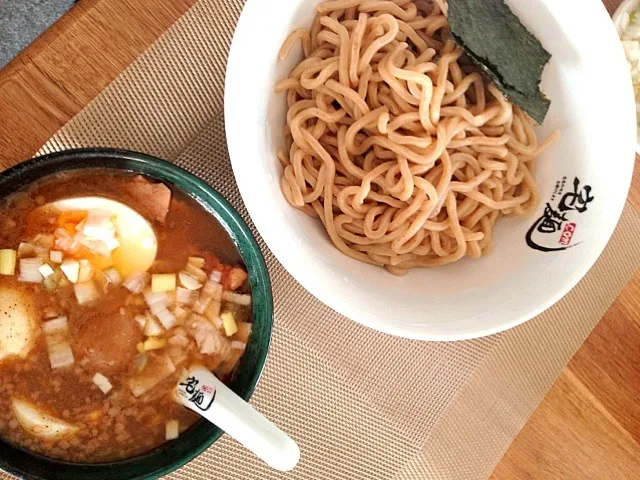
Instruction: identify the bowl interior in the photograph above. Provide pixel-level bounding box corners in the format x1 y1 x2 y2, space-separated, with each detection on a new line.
225 0 636 340
0 149 273 480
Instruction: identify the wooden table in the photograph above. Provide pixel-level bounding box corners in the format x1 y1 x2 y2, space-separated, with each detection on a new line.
0 0 638 478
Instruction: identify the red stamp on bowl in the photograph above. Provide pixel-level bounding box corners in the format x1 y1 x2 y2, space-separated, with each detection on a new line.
559 222 577 246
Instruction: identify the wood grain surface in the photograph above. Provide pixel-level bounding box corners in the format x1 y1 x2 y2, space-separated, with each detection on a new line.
0 0 638 478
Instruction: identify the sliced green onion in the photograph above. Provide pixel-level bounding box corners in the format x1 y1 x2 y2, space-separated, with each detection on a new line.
221 311 238 337
151 274 176 293
0 249 17 276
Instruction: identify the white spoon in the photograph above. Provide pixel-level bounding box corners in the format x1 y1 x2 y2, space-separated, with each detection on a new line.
176 364 300 472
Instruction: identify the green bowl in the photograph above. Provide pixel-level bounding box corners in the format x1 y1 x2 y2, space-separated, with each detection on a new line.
0 148 274 480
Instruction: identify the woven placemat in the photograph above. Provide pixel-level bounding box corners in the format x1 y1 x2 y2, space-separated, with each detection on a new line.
1 0 638 479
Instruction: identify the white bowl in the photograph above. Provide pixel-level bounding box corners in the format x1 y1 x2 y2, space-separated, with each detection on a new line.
225 0 636 340
613 0 640 153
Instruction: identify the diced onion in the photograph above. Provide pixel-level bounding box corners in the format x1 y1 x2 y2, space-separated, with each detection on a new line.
190 316 230 355
83 210 113 235
135 315 147 329
144 291 177 329
227 268 248 290
231 341 247 350
134 354 148 372
49 250 63 264
211 315 223 329
221 291 251 306
144 290 168 309
166 290 176 308
173 306 189 322
48 342 75 369
168 332 190 347
202 281 223 301
74 281 100 305
17 243 36 258
204 300 221 323
187 257 205 269
32 234 54 248
77 236 111 258
155 307 177 330
128 354 176 398
176 287 198 306
209 270 222 284
0 249 17 275
178 271 202 290
104 268 123 286
38 263 55 278
184 264 207 282
42 316 69 336
144 316 164 337
77 259 94 283
92 373 113 394
18 258 44 283
123 271 149 294
192 295 212 315
60 259 80 284
104 237 120 251
166 420 179 440
43 307 60 319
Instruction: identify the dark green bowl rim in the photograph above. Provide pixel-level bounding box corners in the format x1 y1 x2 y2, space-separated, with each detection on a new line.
0 148 274 480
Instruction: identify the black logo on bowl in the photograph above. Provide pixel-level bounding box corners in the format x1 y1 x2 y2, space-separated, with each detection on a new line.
526 177 594 252
178 376 216 411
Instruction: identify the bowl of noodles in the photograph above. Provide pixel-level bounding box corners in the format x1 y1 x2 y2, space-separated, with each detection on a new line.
225 0 636 340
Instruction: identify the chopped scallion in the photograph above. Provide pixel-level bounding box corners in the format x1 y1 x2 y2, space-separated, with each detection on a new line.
0 249 17 275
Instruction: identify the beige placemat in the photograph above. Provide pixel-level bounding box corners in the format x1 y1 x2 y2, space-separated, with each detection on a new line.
1 0 638 478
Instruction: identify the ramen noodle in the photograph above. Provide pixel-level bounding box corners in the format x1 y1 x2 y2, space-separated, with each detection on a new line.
275 0 556 275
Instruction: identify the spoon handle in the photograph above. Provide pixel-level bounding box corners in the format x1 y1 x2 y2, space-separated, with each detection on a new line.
177 365 300 472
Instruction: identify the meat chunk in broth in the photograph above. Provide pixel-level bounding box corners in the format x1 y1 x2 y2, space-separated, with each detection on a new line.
74 308 141 375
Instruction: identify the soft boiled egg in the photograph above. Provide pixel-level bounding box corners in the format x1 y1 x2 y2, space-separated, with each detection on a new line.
11 398 78 440
46 197 158 276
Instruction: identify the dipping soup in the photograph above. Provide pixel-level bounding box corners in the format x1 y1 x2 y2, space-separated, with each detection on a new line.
0 170 253 463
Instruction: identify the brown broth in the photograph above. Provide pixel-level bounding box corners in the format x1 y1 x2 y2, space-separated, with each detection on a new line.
0 170 252 462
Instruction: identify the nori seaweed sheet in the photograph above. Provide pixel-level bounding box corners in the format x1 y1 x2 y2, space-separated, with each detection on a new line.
448 0 552 123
